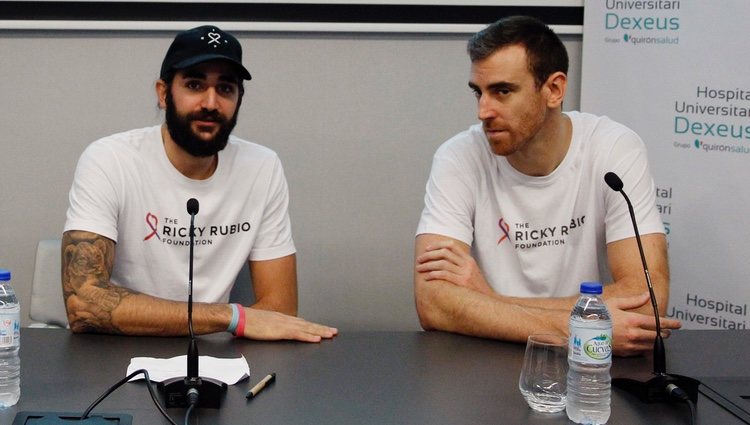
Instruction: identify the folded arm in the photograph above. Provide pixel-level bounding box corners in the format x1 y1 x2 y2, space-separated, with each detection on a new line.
413 232 679 356
414 233 568 342
61 230 336 342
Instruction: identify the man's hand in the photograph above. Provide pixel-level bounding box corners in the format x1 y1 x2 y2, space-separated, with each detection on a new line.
415 239 494 296
607 292 681 357
241 308 338 343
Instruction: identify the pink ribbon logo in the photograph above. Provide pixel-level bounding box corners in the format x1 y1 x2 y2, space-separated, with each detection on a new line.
144 212 161 241
497 218 510 245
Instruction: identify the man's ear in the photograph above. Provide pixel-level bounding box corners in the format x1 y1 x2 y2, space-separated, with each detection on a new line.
156 79 168 110
543 71 567 109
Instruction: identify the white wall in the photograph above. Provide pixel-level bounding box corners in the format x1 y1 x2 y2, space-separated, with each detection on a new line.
0 30 581 329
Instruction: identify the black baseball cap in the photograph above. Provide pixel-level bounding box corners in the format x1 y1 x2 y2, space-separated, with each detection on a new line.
160 25 252 80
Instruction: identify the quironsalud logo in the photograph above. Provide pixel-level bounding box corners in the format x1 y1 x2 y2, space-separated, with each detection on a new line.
690 138 750 155
584 334 612 361
621 31 679 46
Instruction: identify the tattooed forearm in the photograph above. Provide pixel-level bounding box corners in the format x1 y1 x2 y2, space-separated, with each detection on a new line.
61 230 135 334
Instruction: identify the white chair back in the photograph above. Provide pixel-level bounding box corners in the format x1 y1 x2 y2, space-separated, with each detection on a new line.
29 239 68 328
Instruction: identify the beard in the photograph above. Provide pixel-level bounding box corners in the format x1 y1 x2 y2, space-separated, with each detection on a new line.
164 91 239 157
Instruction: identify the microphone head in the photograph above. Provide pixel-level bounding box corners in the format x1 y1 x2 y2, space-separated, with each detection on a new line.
186 198 199 215
604 172 624 192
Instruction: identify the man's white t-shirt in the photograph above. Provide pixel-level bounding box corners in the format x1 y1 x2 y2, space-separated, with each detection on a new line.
64 125 296 303
417 111 664 297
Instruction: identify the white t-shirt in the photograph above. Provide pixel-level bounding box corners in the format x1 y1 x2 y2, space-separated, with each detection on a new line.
417 111 664 297
64 125 296 303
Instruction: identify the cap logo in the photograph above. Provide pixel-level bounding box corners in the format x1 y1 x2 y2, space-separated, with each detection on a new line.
203 31 224 48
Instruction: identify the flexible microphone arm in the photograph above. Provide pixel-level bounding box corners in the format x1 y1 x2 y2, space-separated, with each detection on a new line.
604 172 699 404
159 198 226 408
186 198 199 379
604 172 665 374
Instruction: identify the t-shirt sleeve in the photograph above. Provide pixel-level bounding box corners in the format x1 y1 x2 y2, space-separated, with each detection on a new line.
602 127 665 244
248 157 296 261
63 142 120 242
416 142 477 246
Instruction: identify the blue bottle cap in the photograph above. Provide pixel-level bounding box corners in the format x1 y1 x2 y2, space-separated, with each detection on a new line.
0 269 10 280
580 281 603 294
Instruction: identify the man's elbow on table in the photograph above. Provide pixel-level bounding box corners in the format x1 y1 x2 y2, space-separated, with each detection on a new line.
414 279 446 332
65 296 106 334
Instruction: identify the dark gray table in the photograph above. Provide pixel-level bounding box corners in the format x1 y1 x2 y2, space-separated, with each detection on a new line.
1 328 745 424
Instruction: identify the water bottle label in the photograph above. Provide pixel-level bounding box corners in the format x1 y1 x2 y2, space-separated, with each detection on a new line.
569 327 612 364
0 312 20 348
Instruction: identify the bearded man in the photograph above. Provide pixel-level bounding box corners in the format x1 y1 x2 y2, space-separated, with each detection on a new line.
62 25 337 342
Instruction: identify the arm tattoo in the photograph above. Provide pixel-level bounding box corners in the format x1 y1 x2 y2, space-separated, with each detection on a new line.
61 231 135 334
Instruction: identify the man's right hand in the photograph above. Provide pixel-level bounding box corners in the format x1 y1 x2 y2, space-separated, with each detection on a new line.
242 307 338 342
607 292 681 357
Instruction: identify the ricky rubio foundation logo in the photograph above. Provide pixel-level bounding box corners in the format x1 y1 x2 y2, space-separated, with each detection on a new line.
496 215 586 250
143 212 252 246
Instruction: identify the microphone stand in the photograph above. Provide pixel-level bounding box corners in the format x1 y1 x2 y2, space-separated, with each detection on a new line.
159 199 226 408
605 173 700 403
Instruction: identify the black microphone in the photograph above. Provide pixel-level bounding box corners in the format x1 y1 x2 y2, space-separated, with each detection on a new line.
604 171 699 403
160 198 226 409
187 198 199 215
603 171 623 191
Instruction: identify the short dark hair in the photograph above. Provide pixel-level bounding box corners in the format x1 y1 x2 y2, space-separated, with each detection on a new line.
467 16 569 88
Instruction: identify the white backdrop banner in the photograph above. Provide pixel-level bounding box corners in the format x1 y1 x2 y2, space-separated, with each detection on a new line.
581 0 749 329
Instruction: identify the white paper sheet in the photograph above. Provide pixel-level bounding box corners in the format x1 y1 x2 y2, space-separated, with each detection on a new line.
126 355 249 385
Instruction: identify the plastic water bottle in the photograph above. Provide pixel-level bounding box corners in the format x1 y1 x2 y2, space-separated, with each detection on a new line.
0 269 20 408
566 282 612 424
